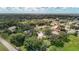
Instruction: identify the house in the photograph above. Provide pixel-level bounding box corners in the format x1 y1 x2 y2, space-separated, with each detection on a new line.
24 30 32 36
51 31 59 35
8 26 16 32
37 31 46 39
65 25 70 31
35 25 49 30
67 29 76 34
51 21 60 35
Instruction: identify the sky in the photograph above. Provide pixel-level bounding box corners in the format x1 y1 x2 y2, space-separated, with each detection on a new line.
0 0 79 14
0 7 79 14
0 0 79 7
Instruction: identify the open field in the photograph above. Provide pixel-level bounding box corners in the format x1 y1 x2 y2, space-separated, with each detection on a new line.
63 35 79 51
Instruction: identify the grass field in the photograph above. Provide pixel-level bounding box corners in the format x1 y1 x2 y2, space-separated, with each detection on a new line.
63 35 79 51
0 43 8 51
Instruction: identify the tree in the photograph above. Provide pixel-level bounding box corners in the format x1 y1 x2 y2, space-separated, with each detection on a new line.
3 29 12 35
24 36 42 51
10 33 25 47
41 40 51 51
47 45 63 51
24 35 52 51
47 46 57 51
48 31 69 47
59 31 69 42
44 28 52 35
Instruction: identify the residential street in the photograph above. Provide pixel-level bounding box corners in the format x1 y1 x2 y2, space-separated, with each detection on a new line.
0 37 17 51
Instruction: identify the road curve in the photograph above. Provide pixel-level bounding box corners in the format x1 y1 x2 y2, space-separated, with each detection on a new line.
0 37 17 51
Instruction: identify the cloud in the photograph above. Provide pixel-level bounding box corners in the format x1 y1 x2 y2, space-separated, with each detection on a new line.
0 7 79 14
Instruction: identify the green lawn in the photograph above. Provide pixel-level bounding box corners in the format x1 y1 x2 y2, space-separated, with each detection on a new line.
63 35 79 51
0 43 8 51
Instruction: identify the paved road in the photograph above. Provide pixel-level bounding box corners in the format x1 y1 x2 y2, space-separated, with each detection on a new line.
0 37 17 51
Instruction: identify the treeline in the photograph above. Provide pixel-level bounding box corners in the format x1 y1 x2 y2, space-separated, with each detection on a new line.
0 14 78 20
